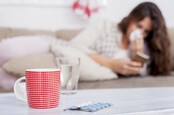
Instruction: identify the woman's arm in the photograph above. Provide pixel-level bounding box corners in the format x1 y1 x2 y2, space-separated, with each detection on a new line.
89 54 143 75
88 54 113 69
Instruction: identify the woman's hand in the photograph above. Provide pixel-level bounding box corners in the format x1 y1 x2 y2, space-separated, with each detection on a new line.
130 38 144 57
111 58 142 75
89 54 142 75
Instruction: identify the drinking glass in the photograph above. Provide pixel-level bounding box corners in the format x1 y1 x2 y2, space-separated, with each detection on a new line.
56 57 80 94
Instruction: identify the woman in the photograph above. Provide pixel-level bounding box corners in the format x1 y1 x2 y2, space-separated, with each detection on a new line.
70 2 171 76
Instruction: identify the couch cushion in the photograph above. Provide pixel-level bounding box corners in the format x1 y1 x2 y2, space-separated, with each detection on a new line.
79 72 174 89
0 27 82 42
0 27 55 41
2 53 56 77
55 29 82 41
168 28 174 70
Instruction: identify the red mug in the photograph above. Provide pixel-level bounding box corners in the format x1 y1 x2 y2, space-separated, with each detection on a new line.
14 68 60 109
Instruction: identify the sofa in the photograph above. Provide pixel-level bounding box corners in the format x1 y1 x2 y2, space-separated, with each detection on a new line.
0 27 174 92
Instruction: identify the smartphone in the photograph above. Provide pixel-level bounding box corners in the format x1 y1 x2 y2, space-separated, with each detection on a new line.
132 52 149 65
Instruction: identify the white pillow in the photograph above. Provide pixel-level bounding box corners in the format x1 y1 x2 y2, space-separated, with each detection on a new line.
0 67 17 90
51 45 118 81
0 35 50 66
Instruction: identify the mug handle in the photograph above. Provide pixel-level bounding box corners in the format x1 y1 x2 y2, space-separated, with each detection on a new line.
14 76 27 102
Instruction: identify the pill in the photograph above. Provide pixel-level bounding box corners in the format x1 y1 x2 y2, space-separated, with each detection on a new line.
80 107 88 110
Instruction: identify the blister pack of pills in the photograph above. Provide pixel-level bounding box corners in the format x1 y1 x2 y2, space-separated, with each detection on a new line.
64 101 112 112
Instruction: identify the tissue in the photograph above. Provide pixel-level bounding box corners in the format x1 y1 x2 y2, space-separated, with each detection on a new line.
129 29 143 42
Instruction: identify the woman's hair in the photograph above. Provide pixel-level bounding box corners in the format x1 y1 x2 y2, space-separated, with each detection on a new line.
118 2 171 75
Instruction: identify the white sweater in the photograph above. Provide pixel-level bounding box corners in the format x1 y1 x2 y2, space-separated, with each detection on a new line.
69 20 149 76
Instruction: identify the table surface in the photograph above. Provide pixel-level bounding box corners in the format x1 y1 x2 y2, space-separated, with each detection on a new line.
2 87 174 115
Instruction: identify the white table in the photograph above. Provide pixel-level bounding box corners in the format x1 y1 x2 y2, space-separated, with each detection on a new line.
1 87 174 115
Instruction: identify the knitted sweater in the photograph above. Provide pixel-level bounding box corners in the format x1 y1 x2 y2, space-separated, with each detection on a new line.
69 20 149 76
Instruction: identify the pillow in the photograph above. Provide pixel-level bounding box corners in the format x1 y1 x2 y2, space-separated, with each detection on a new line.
0 67 17 90
0 35 50 66
51 45 118 81
2 53 57 77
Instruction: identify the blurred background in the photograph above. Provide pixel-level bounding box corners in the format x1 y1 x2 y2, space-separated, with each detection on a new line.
0 0 173 30
0 0 174 92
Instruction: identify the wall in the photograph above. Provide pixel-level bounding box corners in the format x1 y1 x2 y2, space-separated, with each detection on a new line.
0 0 173 31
